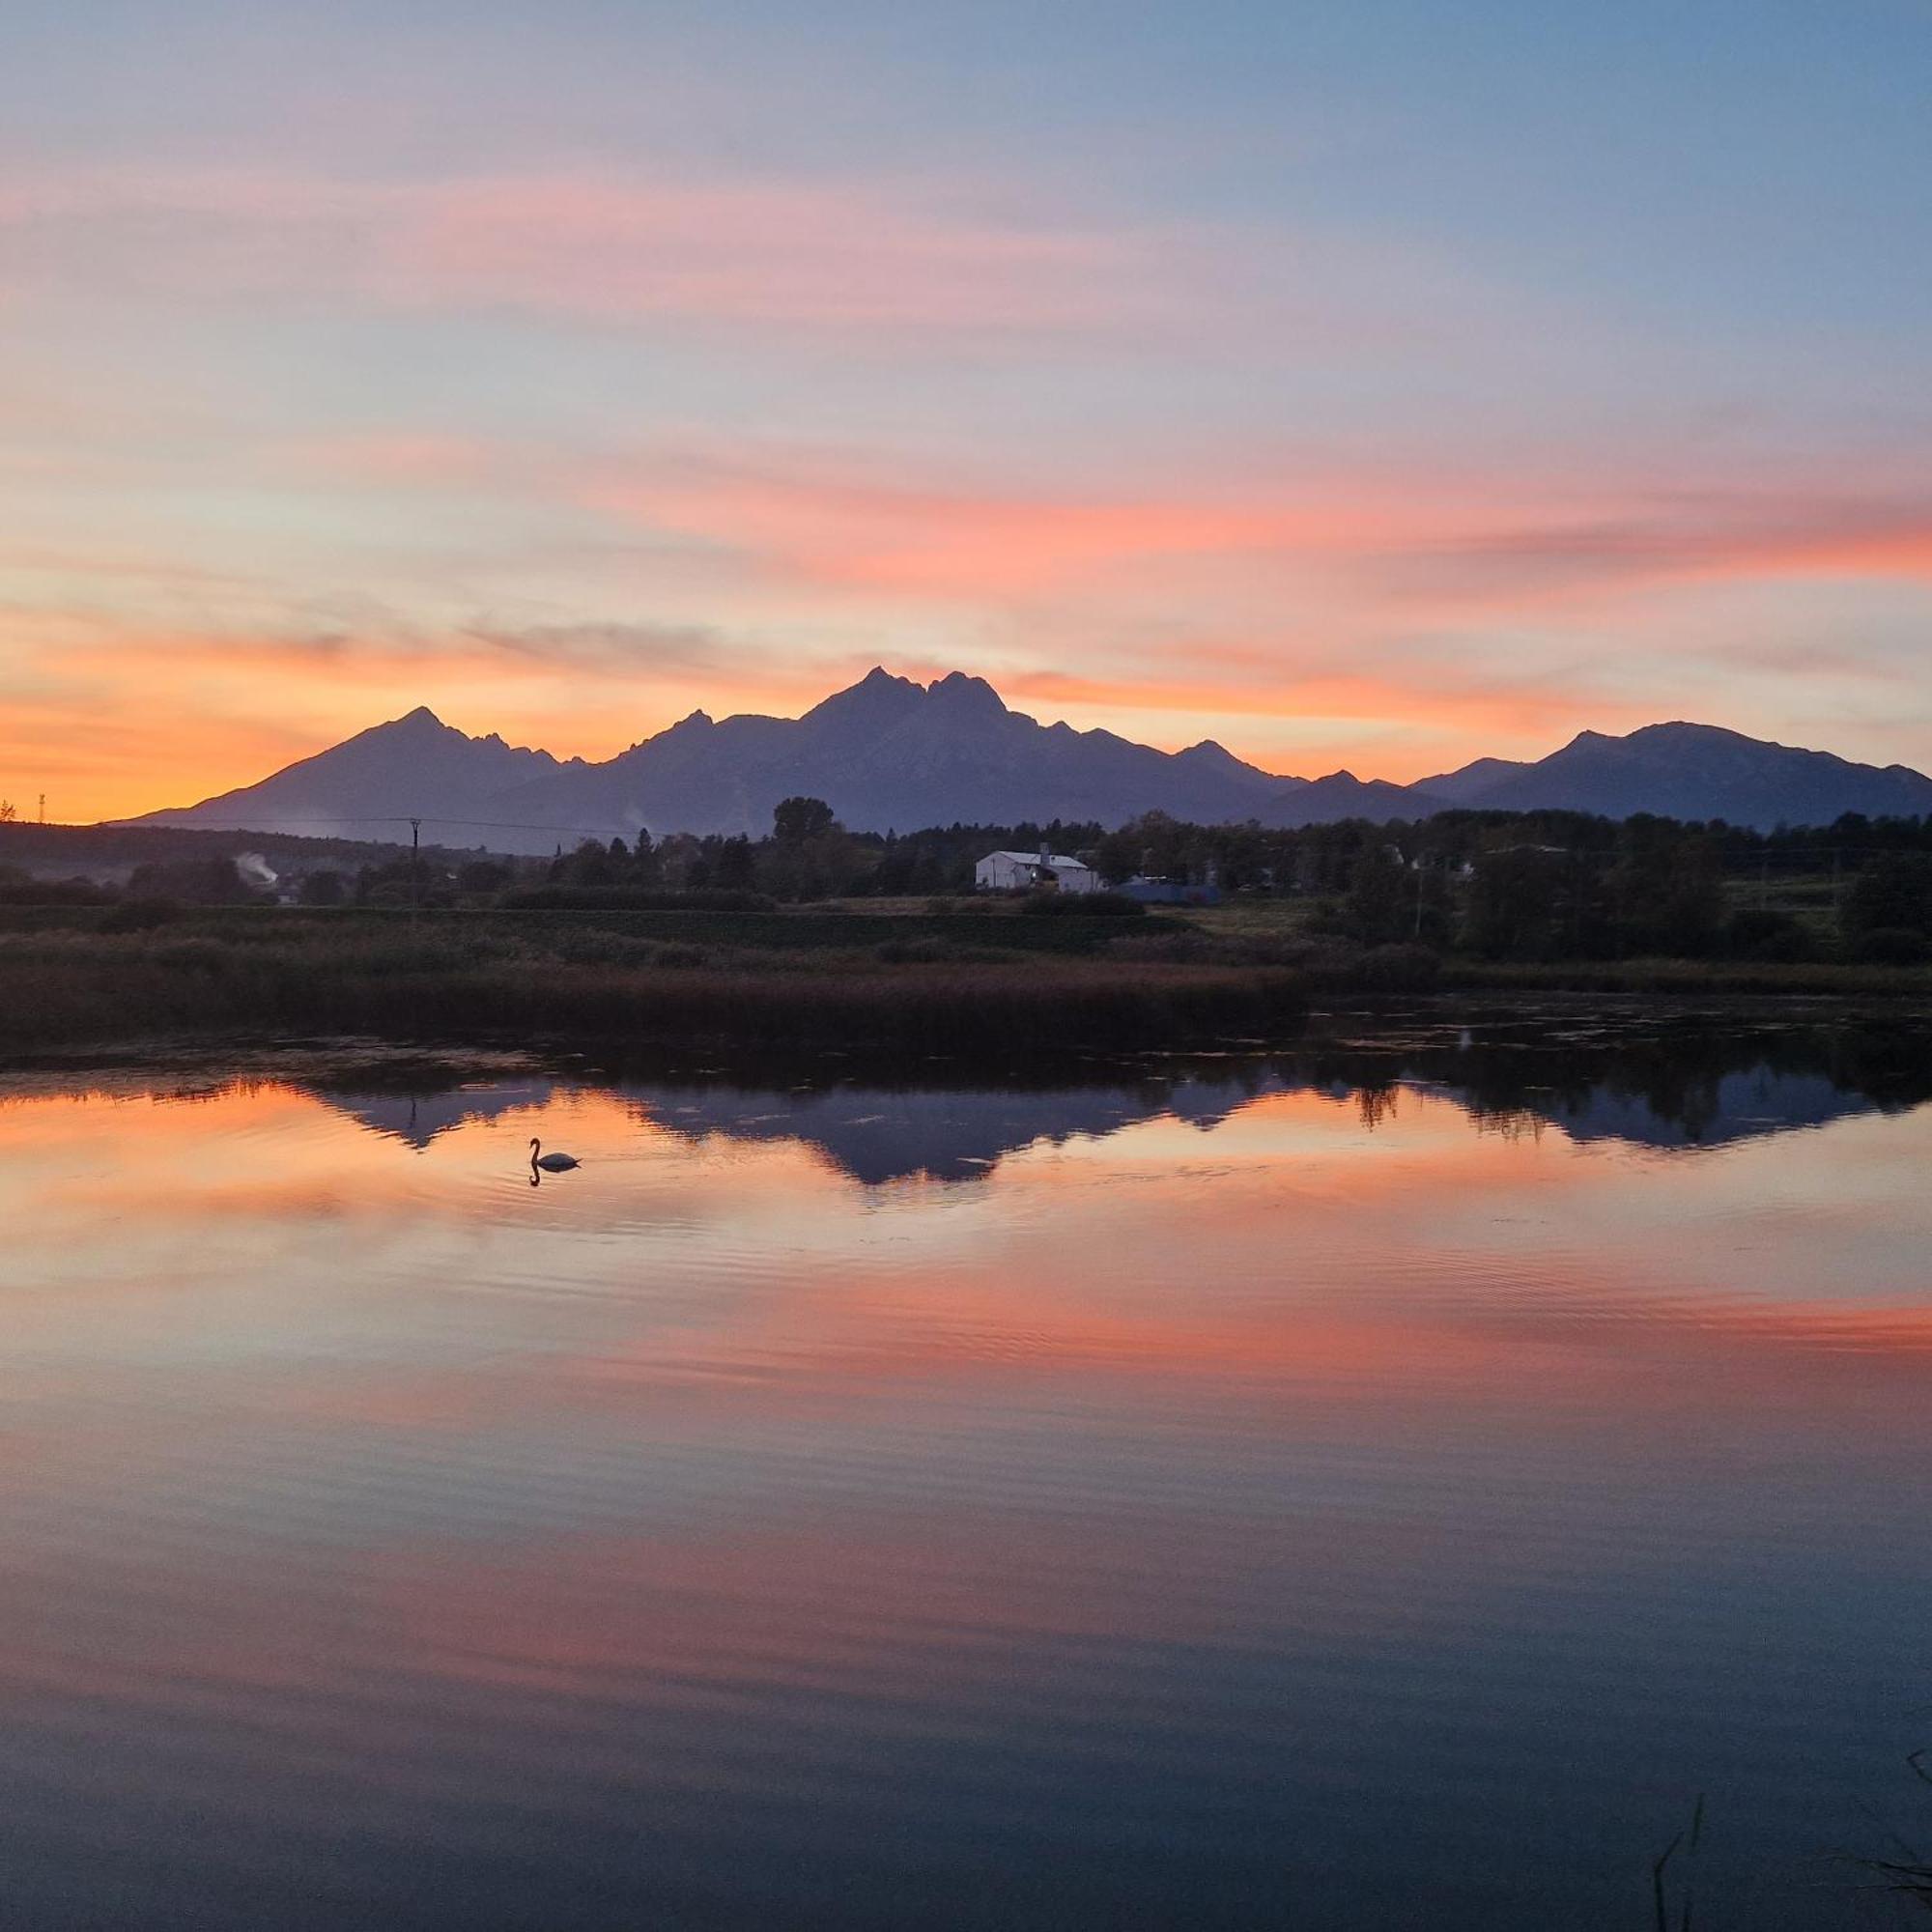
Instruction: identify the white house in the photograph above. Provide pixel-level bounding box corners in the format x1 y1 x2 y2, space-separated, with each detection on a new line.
975 846 1103 895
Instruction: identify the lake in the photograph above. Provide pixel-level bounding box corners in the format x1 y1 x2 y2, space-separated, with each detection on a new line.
3 1005 1930 1929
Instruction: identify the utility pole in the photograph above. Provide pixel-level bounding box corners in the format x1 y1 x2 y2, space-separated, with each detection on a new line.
410 818 421 917
1413 853 1426 941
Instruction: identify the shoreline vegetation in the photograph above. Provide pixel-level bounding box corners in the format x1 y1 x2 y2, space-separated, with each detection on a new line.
0 905 1303 1054
2 899 1929 1056
3 797 1928 1052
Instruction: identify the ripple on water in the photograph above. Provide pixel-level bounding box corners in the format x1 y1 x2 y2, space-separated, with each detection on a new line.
0 1038 1930 1929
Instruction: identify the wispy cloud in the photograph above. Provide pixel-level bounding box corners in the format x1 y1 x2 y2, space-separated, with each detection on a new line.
0 165 1163 340
572 443 1932 608
460 620 741 680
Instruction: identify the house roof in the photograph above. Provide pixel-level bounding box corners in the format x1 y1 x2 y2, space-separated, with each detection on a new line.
980 850 1094 870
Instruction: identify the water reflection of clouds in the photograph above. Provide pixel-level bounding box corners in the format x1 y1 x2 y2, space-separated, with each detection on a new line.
1 1031 1930 1928
4 1067 1928 1385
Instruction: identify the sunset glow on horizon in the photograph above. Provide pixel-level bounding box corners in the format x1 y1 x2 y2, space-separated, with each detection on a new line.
5 1 1930 821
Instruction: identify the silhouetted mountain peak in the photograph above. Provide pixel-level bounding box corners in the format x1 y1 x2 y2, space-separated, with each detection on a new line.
804 667 925 728
1626 721 1760 750
1175 739 1255 778
127 670 1932 847
926 670 1008 719
1416 754 1532 805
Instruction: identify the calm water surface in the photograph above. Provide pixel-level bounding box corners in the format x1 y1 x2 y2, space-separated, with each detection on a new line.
3 1009 1931 1929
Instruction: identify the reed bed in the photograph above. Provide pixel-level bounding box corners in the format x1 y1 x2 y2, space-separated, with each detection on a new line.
11 911 1917 1058
1441 955 1932 998
0 924 1305 1054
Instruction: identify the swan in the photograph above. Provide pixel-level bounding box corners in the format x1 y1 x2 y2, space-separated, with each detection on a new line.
529 1138 581 1172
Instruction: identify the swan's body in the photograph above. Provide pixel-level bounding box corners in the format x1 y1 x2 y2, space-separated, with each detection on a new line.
529 1137 580 1172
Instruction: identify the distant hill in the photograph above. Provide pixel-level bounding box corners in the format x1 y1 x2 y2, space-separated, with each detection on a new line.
1414 755 1532 805
125 670 1932 849
0 819 427 885
1432 722 1932 827
132 707 578 850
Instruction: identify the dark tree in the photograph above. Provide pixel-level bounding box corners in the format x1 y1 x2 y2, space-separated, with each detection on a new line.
1463 843 1573 958
1345 844 1413 946
563 838 616 887
773 796 837 845
714 836 755 889
454 860 510 895
126 856 265 906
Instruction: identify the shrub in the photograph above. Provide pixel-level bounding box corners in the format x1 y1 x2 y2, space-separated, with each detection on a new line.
0 873 109 908
1289 941 1443 991
99 897 182 933
1844 853 1932 938
876 936 951 963
1016 892 1145 918
1724 908 1819 963
1852 926 1931 966
1352 943 1444 991
499 886 775 912
1105 931 1215 964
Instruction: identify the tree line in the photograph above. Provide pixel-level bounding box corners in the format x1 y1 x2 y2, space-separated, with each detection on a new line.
5 797 1930 964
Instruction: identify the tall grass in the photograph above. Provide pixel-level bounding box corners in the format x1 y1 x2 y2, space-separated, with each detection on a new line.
1441 956 1932 997
10 907 1919 1057
0 900 1187 952
0 923 1305 1053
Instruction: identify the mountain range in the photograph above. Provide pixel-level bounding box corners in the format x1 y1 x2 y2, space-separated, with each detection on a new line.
128 667 1932 852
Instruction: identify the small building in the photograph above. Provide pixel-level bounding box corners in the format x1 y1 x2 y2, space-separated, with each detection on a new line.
975 846 1103 895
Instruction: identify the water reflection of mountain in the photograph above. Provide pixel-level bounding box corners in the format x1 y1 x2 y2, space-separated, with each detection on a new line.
311 1077 1260 1181
306 1013 1932 1184
1463 1067 1863 1151
326 1083 559 1150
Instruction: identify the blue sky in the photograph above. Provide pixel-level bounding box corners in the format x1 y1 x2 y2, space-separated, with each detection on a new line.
2 0 1928 813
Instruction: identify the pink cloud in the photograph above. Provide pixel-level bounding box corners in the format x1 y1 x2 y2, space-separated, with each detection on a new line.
0 165 1162 338
574 446 1932 607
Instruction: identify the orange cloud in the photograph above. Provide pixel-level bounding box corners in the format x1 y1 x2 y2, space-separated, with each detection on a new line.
581 459 1470 597
573 446 1932 613
8 419 1932 817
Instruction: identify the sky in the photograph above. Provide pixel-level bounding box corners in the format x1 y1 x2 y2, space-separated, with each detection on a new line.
3 0 1929 820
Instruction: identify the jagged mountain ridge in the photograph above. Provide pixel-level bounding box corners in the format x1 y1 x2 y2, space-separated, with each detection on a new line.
484 669 1329 841
128 668 1932 851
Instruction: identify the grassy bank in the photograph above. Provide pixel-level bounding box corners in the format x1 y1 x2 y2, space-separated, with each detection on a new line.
0 900 1175 953
5 903 1929 1058
1434 955 1932 998
0 917 1303 1054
